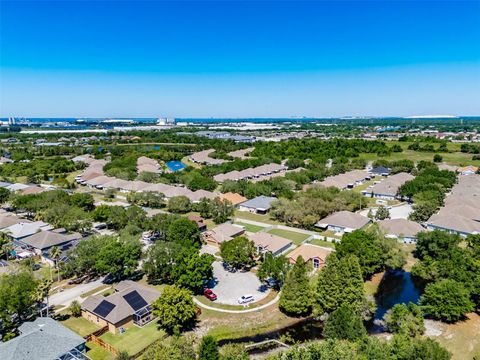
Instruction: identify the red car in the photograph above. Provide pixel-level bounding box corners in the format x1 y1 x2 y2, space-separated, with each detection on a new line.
204 289 217 301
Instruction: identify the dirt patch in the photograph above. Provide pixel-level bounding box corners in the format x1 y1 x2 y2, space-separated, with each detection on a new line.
428 312 480 360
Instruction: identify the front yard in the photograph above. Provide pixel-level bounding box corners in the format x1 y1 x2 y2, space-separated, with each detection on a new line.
234 221 265 233
267 228 310 245
100 320 166 356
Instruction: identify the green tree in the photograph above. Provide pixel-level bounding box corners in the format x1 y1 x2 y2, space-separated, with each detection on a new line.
210 198 235 224
279 256 312 316
420 279 474 322
198 335 220 360
433 154 443 163
49 246 62 282
168 196 192 213
322 304 367 341
68 300 82 317
0 271 38 338
257 253 290 288
383 302 425 336
336 229 405 279
219 236 256 270
315 254 367 317
95 236 142 278
152 285 197 334
0 187 10 204
115 351 131 360
70 192 94 211
167 217 201 248
375 205 390 220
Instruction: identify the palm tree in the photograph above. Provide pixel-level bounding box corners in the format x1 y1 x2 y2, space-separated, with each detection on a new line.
49 246 61 283
35 279 52 317
0 232 11 260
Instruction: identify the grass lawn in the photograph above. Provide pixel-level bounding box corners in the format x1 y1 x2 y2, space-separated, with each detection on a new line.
200 305 300 341
100 321 166 356
86 341 115 360
80 285 112 298
61 316 101 337
234 210 280 225
308 238 336 249
359 149 480 167
234 221 265 233
267 228 310 245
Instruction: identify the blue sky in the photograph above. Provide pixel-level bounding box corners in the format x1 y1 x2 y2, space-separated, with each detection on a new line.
1 0 479 117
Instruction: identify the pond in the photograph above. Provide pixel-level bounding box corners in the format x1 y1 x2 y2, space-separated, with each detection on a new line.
166 160 186 172
218 270 423 353
374 270 423 321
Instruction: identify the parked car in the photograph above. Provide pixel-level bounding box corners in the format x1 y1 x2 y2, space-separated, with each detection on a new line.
238 294 254 304
204 289 217 301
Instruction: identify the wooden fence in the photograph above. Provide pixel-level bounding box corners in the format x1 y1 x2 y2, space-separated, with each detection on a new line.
85 326 119 356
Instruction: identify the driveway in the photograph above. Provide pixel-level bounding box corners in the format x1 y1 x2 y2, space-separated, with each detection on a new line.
205 261 270 305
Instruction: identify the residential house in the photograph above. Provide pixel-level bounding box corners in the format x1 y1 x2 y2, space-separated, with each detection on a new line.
218 192 247 206
17 229 83 264
0 317 87 360
363 172 414 200
238 196 277 214
188 215 207 232
248 232 292 256
377 218 425 243
82 280 160 334
315 211 370 234
2 221 53 241
203 223 245 245
427 213 480 237
287 244 332 271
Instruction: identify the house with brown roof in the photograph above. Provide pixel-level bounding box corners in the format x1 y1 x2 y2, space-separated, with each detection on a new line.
315 211 370 234
248 232 292 256
287 244 332 271
218 192 247 206
187 215 207 232
377 218 425 243
81 280 160 334
203 223 245 245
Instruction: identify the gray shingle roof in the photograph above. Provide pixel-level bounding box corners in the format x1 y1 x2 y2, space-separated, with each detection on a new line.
239 196 277 211
0 317 85 360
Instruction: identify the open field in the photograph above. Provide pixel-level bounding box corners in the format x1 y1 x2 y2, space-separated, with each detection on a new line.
267 228 310 245
234 221 265 233
360 149 480 167
61 316 101 337
100 321 166 355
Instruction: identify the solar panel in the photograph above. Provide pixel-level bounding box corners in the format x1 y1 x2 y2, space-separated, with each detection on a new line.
123 290 148 311
93 300 116 318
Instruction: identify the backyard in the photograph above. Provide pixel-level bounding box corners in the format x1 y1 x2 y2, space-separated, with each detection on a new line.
61 316 101 337
100 320 166 356
234 210 280 225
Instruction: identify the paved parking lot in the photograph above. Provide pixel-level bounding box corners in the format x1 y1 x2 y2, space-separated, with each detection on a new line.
205 261 270 305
